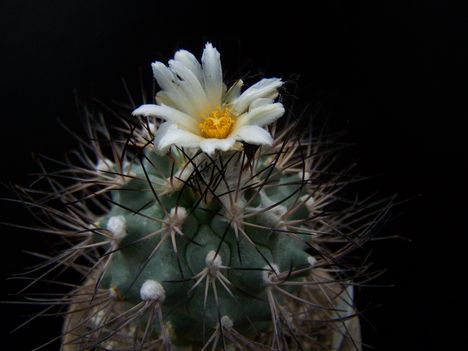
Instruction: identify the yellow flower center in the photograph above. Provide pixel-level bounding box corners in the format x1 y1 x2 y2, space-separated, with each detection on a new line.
198 107 235 139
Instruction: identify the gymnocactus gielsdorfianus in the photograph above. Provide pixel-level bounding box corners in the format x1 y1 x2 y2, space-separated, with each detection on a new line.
8 43 390 351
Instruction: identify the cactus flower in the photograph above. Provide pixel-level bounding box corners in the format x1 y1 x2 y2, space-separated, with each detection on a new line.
132 43 285 155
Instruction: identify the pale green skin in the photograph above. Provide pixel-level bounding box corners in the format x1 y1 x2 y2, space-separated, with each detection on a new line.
97 149 312 348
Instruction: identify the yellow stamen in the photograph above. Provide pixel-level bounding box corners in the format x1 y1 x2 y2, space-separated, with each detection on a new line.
198 107 235 139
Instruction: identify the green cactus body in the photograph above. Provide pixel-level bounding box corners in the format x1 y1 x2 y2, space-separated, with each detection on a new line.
95 147 315 348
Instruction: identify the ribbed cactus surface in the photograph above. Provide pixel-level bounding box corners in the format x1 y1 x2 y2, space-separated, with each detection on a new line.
93 144 318 348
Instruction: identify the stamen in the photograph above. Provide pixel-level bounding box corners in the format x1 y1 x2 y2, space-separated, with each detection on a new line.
199 107 235 139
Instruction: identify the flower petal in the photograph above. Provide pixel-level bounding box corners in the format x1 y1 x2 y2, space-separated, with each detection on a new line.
174 49 203 83
132 104 160 117
155 91 176 107
249 97 275 110
199 137 236 155
224 79 244 104
233 125 273 145
232 78 283 114
151 62 193 113
202 43 223 108
236 103 285 127
169 59 209 115
151 61 177 91
155 123 204 152
152 121 172 146
132 104 199 133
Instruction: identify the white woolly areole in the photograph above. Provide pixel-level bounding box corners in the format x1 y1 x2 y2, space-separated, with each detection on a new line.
300 194 316 212
163 163 194 193
91 310 106 326
258 191 287 226
307 256 317 267
96 159 113 173
271 204 287 218
205 250 223 268
262 264 280 284
221 315 234 329
109 287 118 298
140 279 166 302
260 204 287 228
298 171 311 181
168 207 188 225
106 216 127 240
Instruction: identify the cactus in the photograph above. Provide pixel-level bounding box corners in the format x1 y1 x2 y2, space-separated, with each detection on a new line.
8 43 388 350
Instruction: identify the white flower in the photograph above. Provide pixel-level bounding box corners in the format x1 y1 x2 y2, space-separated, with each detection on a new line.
132 43 285 155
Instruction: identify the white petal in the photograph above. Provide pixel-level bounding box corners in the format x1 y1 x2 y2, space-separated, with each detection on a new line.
155 123 204 151
224 79 244 104
174 49 203 83
202 43 223 108
151 62 193 113
169 59 209 114
232 78 283 114
249 98 275 110
199 137 236 155
153 121 172 137
151 61 176 91
132 104 199 132
132 104 159 117
155 91 176 107
233 125 273 145
152 121 172 152
236 103 285 127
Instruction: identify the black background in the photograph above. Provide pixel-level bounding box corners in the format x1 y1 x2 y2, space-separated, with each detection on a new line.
0 1 466 350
